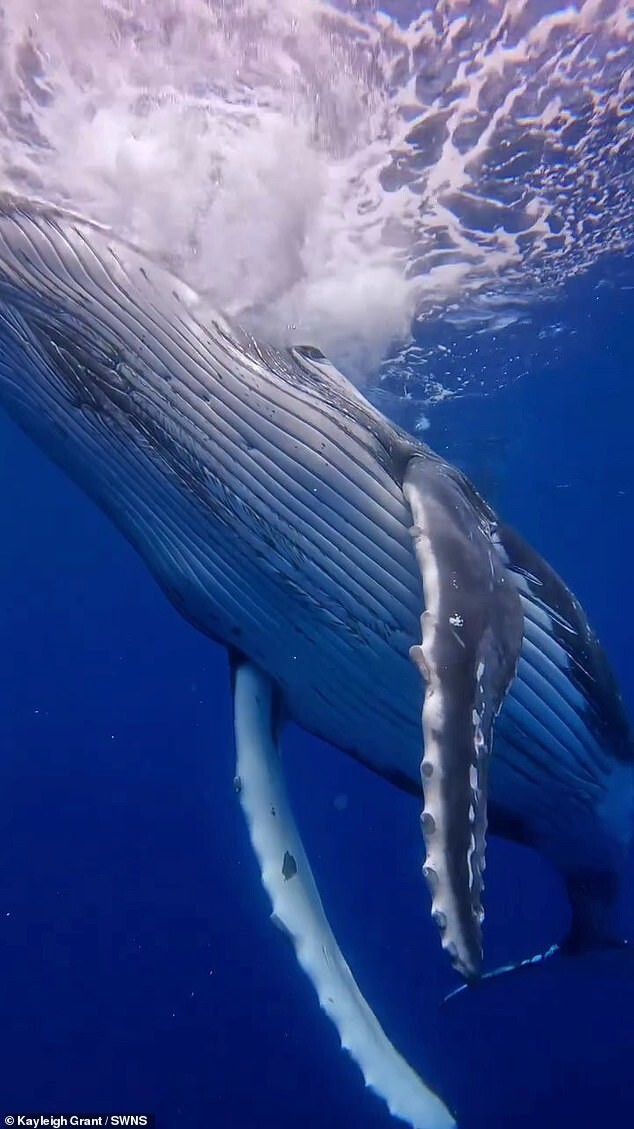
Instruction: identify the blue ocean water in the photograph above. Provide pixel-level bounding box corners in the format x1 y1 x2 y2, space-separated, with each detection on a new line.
0 0 633 1118
1 247 632 1129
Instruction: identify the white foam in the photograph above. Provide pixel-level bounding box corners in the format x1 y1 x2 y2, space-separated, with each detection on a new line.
0 0 631 382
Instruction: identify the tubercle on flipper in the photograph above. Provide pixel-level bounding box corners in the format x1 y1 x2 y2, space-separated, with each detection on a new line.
402 455 523 982
411 591 485 979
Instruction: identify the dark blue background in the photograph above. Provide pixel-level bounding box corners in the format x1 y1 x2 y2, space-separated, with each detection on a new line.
1 264 633 1128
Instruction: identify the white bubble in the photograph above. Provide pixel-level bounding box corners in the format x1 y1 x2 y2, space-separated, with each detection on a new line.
0 0 629 385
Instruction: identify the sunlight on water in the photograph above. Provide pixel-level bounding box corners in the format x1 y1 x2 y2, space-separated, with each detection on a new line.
0 0 631 386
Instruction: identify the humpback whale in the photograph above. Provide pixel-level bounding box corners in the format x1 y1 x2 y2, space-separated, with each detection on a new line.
0 195 632 1127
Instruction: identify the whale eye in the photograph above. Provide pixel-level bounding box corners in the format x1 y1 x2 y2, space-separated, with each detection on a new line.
293 344 326 361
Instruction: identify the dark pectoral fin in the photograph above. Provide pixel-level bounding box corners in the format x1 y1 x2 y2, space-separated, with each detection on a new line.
403 456 524 978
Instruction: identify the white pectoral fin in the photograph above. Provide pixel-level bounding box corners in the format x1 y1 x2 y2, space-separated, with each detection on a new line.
232 658 455 1129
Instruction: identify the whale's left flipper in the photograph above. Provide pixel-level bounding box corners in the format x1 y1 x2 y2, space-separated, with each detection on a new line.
232 657 455 1129
403 456 524 980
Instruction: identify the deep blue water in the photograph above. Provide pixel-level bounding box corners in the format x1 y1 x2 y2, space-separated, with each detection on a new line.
1 262 633 1128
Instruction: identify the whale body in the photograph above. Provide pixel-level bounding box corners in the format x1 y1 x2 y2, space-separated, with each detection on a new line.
0 195 631 1125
